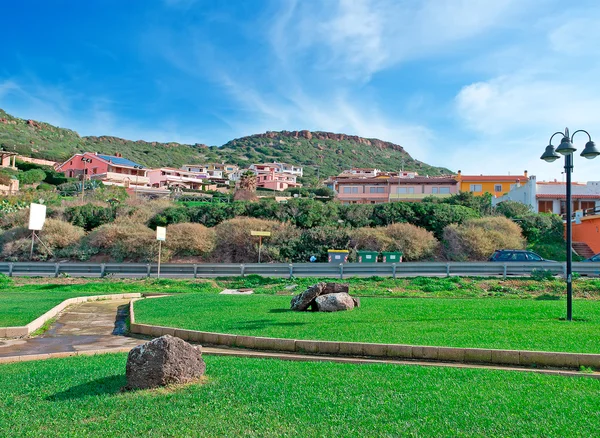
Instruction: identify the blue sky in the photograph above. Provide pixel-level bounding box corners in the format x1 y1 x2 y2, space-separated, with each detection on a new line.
1 0 600 181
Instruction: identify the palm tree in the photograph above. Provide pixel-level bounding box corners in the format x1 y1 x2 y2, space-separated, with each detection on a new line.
239 170 257 192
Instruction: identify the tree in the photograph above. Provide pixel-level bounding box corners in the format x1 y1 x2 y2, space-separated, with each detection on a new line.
238 171 257 192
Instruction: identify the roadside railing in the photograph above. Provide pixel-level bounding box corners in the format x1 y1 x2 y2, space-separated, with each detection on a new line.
0 262 599 279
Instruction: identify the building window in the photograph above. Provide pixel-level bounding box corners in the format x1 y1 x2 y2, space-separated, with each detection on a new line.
432 187 451 194
581 201 596 212
470 184 482 192
494 184 502 192
396 187 415 194
343 187 359 194
538 200 553 213
369 187 385 193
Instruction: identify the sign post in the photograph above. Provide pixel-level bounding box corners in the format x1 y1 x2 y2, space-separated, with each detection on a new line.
156 226 166 278
28 203 47 259
250 230 271 263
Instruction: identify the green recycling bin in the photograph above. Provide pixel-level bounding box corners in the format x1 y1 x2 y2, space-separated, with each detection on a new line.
382 251 403 263
357 251 379 263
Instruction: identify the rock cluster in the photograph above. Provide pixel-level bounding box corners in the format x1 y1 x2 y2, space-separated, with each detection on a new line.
290 282 360 312
125 335 206 390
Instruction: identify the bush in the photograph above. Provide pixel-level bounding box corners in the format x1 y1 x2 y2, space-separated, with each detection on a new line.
350 228 393 251
516 213 563 243
0 219 84 261
36 183 55 191
443 216 525 261
290 226 350 262
17 169 46 185
147 206 191 229
166 223 215 258
85 219 158 262
383 223 439 261
213 217 299 263
494 201 533 218
65 203 116 231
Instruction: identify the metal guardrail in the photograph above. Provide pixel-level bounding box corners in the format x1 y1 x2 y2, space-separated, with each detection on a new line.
0 262 599 279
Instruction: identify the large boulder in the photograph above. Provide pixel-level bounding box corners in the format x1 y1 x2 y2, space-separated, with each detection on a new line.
315 293 356 312
125 335 206 390
290 283 324 311
291 282 353 311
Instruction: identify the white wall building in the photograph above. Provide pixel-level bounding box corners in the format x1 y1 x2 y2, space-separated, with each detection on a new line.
493 175 600 215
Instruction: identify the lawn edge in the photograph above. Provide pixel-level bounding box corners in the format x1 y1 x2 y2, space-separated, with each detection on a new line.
130 297 600 371
0 293 142 339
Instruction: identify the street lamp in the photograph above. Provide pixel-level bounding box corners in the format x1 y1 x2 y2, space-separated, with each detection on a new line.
80 157 92 202
540 127 599 321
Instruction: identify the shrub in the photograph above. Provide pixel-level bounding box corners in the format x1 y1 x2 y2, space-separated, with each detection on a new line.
213 217 299 263
147 206 191 229
516 213 563 243
166 223 215 258
290 226 350 262
443 216 525 261
36 183 55 191
17 169 46 185
494 201 533 218
383 223 439 261
350 228 393 251
65 203 116 231
0 219 84 261
85 219 158 262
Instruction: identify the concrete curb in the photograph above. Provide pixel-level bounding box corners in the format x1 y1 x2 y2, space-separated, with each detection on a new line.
0 347 133 364
129 298 600 371
0 293 142 339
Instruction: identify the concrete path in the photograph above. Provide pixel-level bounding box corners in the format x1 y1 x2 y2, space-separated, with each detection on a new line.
0 299 143 358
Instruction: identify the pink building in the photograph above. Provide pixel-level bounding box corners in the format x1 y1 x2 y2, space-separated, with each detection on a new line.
56 152 149 189
248 164 301 191
334 176 458 204
148 168 216 191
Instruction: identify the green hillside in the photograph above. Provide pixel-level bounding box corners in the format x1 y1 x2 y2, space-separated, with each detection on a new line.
0 109 451 182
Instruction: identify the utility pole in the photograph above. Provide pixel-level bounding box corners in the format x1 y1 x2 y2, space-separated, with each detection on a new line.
81 157 92 202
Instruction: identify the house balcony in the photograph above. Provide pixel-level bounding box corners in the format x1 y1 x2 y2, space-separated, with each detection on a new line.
389 193 452 201
91 172 150 185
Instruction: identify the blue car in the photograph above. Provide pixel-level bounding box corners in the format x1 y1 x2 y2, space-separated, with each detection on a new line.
583 253 600 262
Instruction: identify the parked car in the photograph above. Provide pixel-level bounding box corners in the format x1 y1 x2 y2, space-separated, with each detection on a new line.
488 250 556 262
583 253 600 262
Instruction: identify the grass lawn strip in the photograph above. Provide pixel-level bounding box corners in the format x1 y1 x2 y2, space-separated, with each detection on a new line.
0 353 599 437
134 294 600 354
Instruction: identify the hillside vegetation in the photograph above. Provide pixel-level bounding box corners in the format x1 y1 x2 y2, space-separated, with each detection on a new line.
0 109 450 180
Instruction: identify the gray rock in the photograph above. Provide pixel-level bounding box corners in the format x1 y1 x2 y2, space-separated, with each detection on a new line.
125 335 206 390
291 283 324 311
322 283 349 294
352 296 361 308
315 293 355 312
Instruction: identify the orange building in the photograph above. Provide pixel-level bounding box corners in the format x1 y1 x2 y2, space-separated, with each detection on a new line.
572 214 600 255
456 170 529 196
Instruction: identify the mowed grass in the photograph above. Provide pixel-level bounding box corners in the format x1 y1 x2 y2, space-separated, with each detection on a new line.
1 353 599 437
0 277 216 326
135 294 600 353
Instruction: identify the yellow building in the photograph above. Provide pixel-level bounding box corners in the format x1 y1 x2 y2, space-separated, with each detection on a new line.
456 170 529 196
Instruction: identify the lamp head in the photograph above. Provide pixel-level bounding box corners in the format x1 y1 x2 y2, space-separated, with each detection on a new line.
580 140 600 160
555 136 577 155
540 144 560 163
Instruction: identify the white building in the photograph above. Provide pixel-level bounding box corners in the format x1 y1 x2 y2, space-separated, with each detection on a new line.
493 175 600 215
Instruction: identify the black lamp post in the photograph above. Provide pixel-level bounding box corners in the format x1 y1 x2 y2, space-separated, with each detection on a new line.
540 128 600 321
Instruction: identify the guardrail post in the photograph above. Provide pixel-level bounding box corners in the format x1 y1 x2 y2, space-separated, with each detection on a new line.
339 264 344 280
193 264 198 279
241 264 245 277
289 264 293 279
146 264 151 278
54 263 60 278
8 263 13 277
503 264 507 280
446 263 450 277
100 263 106 278
392 263 397 279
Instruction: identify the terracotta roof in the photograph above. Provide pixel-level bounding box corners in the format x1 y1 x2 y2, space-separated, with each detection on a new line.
459 175 528 182
536 194 600 199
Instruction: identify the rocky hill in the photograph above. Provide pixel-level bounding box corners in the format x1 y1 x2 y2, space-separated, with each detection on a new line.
0 109 451 182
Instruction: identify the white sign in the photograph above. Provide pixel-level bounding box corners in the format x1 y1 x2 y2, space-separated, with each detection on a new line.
156 226 166 241
28 203 47 231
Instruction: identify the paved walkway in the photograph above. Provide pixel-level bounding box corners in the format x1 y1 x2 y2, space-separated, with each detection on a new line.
0 299 143 358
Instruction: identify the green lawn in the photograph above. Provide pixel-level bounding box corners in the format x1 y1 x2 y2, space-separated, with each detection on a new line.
135 294 600 353
0 353 599 437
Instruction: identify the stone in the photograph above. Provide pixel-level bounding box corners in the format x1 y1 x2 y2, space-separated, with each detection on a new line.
220 289 254 295
315 293 355 312
352 296 361 308
125 335 206 390
322 283 349 294
291 283 324 311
